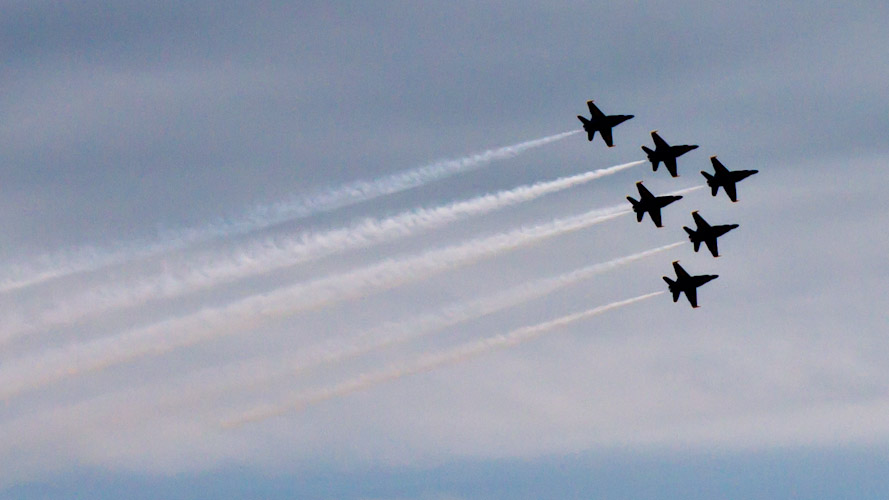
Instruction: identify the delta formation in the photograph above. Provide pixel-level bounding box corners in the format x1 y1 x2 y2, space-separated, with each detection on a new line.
577 99 759 308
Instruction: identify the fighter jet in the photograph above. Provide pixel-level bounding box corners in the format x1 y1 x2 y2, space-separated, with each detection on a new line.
701 156 758 202
640 131 698 177
662 261 718 308
683 211 739 257
576 100 633 147
626 181 682 228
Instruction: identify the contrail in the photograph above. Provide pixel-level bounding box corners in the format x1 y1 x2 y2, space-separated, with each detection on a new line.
224 291 665 427
231 242 683 390
0 200 635 399
0 130 579 294
0 159 642 342
0 186 700 398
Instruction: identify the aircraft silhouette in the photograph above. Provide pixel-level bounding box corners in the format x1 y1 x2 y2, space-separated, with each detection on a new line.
662 261 718 308
576 100 633 147
626 181 682 228
683 211 738 257
701 156 758 202
640 130 698 177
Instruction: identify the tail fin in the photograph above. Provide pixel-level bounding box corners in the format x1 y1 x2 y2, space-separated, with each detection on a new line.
626 197 643 222
662 277 680 302
641 146 659 171
682 227 700 252
701 171 719 196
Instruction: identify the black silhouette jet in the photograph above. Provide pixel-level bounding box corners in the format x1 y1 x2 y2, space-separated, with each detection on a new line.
576 100 633 147
683 211 739 257
641 131 698 177
662 261 718 308
701 156 758 202
626 181 682 228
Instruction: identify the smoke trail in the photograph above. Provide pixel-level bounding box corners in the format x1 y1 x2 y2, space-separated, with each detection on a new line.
235 242 683 388
0 201 634 399
1 159 641 341
224 291 664 426
0 130 579 294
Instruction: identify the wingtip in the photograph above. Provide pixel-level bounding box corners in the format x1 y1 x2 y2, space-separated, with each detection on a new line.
710 155 718 160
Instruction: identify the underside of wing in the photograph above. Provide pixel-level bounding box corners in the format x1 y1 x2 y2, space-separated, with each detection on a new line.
649 208 663 227
672 261 690 280
652 131 668 149
686 288 698 308
665 157 678 177
705 238 719 257
692 211 707 228
600 126 614 147
725 182 738 202
587 100 605 119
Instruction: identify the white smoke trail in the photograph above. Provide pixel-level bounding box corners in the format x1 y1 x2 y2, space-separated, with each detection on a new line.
224 291 665 426
238 241 683 387
0 130 579 294
0 201 634 399
0 159 642 342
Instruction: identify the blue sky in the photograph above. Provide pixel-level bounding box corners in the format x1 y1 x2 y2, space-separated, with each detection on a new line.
2 1 889 498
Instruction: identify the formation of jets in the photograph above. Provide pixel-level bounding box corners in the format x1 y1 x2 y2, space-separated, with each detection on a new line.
579 99 758 308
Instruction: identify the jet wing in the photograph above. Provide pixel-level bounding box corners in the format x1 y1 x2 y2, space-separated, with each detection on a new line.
710 156 728 174
704 238 719 257
672 261 691 280
600 126 614 147
636 182 654 200
651 131 668 149
587 100 605 119
725 182 738 202
685 287 699 308
692 211 707 229
664 157 678 177
649 208 663 228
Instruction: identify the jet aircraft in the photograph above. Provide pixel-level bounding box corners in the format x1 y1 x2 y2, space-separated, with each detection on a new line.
662 261 718 308
626 181 682 228
640 130 698 177
701 156 758 202
576 100 633 147
683 211 739 257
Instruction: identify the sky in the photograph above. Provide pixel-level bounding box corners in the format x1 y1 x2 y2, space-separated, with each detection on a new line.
2 1 889 498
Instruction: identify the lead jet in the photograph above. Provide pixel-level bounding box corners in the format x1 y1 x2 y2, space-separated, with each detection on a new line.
640 131 698 177
682 211 739 257
626 181 682 228
662 261 718 308
701 156 758 202
576 100 633 147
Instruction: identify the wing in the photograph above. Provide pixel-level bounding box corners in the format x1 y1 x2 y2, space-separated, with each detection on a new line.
636 182 653 199
704 238 719 257
691 211 707 229
725 182 738 202
600 126 614 147
685 287 699 308
672 261 691 280
649 207 663 228
651 131 669 149
664 157 678 177
587 100 605 119
710 156 728 174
